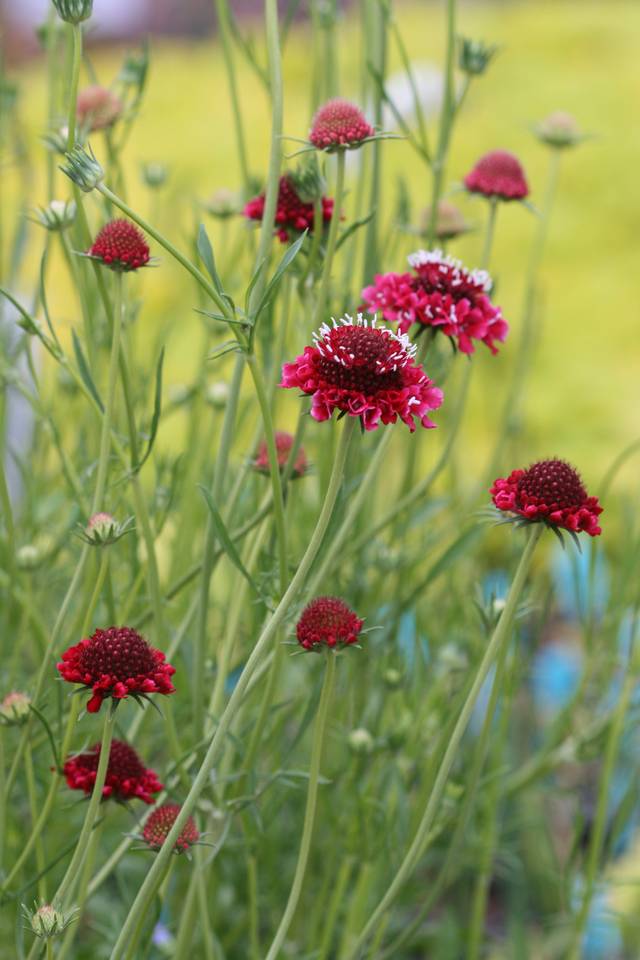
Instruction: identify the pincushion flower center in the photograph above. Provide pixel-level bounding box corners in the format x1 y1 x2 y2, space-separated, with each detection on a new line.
518 461 586 509
78 631 156 681
315 326 405 393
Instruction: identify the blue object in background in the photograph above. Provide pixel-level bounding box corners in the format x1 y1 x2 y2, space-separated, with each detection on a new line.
551 539 609 623
531 642 582 718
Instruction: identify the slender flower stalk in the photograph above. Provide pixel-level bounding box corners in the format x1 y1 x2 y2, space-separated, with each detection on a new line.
55 701 117 907
313 149 345 325
265 650 337 959
65 24 82 151
345 525 542 958
425 0 457 245
108 418 355 960
568 655 637 960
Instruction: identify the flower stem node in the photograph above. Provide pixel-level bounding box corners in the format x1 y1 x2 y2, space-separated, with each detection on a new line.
52 0 93 24
24 903 76 939
458 37 498 76
0 691 32 726
60 143 104 192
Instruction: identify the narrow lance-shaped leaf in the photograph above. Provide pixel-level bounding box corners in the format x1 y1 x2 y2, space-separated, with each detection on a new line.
198 486 268 603
133 347 164 474
71 329 104 413
251 230 307 323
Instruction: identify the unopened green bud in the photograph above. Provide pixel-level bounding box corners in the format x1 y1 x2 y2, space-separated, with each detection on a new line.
348 728 374 757
26 904 75 939
458 37 497 76
204 189 241 220
52 0 94 25
535 111 584 150
290 156 327 205
383 668 403 690
31 200 77 232
141 162 169 190
60 144 104 192
16 545 43 571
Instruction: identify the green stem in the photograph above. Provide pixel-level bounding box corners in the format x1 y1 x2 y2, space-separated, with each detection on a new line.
108 418 355 960
426 0 457 245
346 524 542 958
480 198 498 271
246 353 287 592
55 701 117 907
568 660 637 959
213 0 251 192
265 650 337 960
25 743 47 901
65 24 82 151
317 858 354 960
313 149 346 325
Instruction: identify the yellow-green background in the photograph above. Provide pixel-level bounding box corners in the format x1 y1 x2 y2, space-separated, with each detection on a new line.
9 0 640 487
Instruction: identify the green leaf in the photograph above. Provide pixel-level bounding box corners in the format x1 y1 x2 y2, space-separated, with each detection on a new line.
197 223 223 293
251 230 306 323
335 210 376 252
71 329 104 413
198 486 267 602
133 347 164 473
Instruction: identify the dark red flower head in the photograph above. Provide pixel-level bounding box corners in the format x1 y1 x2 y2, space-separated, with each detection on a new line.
64 739 163 804
296 596 364 651
88 219 150 271
57 626 176 713
244 174 333 244
142 803 199 852
253 431 307 478
309 98 374 151
280 314 443 432
464 150 529 201
362 250 508 355
491 459 603 536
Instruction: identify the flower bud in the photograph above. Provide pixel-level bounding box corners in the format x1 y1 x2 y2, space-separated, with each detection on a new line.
458 37 497 76
383 667 403 690
204 189 241 220
141 162 169 190
52 0 94 25
16 544 44 571
289 156 327 205
348 728 374 757
205 380 230 409
420 200 470 241
81 513 134 547
77 86 123 133
534 111 584 149
26 904 74 939
31 200 77 232
60 144 104 193
0 691 31 725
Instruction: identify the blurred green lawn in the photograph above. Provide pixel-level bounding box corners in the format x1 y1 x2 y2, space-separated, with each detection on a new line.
12 0 640 485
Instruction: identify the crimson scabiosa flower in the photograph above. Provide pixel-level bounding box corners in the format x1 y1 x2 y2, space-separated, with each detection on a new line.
64 739 162 804
309 98 375 151
142 804 199 852
77 85 123 132
87 219 150 271
362 250 508 355
296 597 364 651
252 431 308 478
491 459 603 538
244 174 333 243
57 626 176 713
464 150 529 201
280 314 442 432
